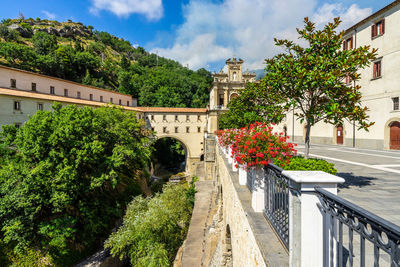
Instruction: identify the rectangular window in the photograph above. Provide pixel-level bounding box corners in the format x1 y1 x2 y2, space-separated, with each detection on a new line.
14 122 21 128
77 91 81 99
175 127 179 133
186 115 190 121
163 127 167 133
14 101 21 111
110 98 113 103
198 127 201 133
393 97 399 111
119 99 122 105
186 126 190 133
175 115 179 121
100 96 103 102
151 127 155 132
197 115 201 121
10 79 16 88
31 83 37 92
372 19 385 38
90 94 93 101
127 101 130 106
151 115 154 120
64 89 68 97
373 60 382 79
219 94 224 106
343 37 353 50
163 115 167 121
50 86 55 95
37 103 43 111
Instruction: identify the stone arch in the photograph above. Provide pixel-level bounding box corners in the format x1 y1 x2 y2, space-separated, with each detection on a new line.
229 93 238 101
155 134 191 158
222 224 232 266
384 118 400 149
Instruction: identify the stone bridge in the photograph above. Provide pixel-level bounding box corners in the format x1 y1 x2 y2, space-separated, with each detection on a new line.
134 107 209 176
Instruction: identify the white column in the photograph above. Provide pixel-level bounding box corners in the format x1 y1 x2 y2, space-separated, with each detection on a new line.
251 166 265 212
238 164 247 185
283 171 344 267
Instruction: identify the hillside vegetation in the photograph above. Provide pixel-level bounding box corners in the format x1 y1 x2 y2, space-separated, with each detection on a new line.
0 18 212 107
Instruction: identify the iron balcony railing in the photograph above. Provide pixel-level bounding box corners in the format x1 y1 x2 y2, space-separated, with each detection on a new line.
246 167 254 192
264 163 290 250
316 187 400 267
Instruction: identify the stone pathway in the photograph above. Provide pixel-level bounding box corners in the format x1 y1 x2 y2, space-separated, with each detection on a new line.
180 180 216 267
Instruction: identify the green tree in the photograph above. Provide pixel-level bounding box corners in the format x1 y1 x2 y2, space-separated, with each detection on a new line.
219 82 287 129
0 42 37 70
0 104 152 265
105 183 195 266
32 31 58 55
264 17 377 158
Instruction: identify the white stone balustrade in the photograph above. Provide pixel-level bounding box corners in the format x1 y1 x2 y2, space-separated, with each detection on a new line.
251 166 265 212
283 171 344 267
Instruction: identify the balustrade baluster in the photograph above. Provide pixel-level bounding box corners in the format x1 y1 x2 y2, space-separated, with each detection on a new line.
349 226 354 267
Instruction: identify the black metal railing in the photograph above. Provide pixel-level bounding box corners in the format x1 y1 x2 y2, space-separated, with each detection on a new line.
246 167 254 192
264 164 290 250
316 187 400 267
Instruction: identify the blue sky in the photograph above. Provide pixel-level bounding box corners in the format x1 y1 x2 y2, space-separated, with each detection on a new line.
0 0 394 71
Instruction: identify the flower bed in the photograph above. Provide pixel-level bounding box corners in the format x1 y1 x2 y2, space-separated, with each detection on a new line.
216 122 297 169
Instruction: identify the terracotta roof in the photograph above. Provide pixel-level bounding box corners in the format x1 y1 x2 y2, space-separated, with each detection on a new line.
0 65 133 97
0 87 140 111
344 0 400 35
134 107 207 113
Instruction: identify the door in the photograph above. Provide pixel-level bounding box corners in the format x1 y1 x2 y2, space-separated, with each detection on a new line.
390 121 400 150
337 126 343 145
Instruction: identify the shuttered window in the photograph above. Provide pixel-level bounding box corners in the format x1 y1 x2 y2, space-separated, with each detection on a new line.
371 19 385 38
373 60 382 79
393 97 399 111
342 37 353 50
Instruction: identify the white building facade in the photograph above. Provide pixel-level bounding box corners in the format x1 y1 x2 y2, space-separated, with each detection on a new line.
0 65 137 127
278 1 400 150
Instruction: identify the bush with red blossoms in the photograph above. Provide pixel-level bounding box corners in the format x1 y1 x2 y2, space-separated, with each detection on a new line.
217 122 297 169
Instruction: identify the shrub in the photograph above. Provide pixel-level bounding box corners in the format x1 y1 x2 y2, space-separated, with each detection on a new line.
105 182 195 266
278 156 337 175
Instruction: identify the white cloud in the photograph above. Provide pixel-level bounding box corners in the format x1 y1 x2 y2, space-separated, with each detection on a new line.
89 0 163 20
151 0 372 70
41 10 56 20
312 3 372 30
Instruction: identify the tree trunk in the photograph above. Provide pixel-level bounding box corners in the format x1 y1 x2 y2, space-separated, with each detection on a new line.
136 170 152 197
304 122 311 159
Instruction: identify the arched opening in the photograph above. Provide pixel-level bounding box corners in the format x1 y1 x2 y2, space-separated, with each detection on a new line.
230 93 238 101
232 71 237 81
223 224 232 265
151 137 188 187
390 121 400 150
200 154 204 161
336 125 344 145
283 125 287 137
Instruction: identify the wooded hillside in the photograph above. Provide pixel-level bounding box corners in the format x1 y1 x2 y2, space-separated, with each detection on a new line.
0 17 213 107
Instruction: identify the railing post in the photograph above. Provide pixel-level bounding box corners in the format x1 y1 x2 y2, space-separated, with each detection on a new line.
251 166 265 212
283 171 344 267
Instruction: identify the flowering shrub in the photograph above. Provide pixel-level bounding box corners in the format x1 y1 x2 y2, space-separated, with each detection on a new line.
217 122 297 168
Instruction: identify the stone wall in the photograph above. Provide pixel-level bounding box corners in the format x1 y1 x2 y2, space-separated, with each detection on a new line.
216 146 289 266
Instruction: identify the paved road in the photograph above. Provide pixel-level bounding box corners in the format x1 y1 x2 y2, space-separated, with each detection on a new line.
295 143 400 226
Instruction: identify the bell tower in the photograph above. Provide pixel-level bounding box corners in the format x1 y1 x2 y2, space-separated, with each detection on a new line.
207 57 256 133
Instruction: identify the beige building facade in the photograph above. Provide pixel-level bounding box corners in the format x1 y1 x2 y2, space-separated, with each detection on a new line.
208 58 256 133
277 1 400 150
